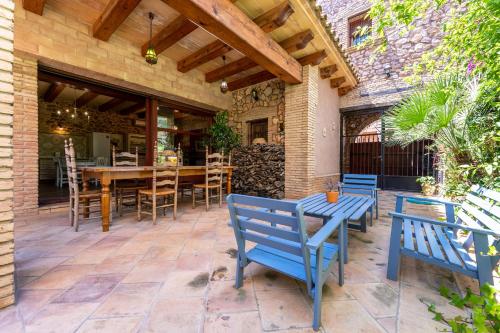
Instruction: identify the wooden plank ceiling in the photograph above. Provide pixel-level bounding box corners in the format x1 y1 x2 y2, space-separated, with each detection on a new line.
23 0 357 92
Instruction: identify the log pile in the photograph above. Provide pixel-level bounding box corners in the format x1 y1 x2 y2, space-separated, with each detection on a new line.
231 144 285 199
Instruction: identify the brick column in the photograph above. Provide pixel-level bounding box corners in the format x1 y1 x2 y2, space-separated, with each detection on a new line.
0 0 15 308
284 65 318 199
13 55 38 216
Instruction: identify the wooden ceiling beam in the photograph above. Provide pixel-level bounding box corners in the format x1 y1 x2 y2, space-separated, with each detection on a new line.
177 1 294 73
75 91 98 108
141 16 198 57
38 71 144 104
141 0 238 58
22 0 46 15
162 0 302 83
43 83 65 102
98 98 125 112
205 29 313 83
320 64 338 79
119 103 146 116
227 71 275 91
338 85 353 96
330 77 346 88
93 0 141 41
297 50 327 66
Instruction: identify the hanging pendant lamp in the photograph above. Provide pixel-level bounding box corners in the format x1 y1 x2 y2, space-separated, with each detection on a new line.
145 12 158 65
220 56 228 94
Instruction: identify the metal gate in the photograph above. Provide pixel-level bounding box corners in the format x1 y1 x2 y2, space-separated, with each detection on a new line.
340 110 435 191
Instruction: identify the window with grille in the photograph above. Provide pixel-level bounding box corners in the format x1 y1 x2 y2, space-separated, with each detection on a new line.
348 11 371 47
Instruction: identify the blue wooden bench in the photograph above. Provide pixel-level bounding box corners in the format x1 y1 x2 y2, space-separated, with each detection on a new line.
339 174 379 220
227 194 345 331
387 185 500 288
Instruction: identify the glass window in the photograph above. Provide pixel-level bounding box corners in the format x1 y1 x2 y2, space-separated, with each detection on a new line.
349 11 371 47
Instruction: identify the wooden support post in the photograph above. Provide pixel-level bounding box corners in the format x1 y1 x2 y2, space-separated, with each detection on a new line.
145 98 158 166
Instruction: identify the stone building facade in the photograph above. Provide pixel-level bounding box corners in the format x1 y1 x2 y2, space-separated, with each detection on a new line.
318 0 445 113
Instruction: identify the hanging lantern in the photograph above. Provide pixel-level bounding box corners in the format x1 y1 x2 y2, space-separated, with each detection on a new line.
220 56 228 94
145 12 158 65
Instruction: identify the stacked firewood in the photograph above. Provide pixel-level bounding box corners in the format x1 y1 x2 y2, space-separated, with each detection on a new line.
231 144 285 199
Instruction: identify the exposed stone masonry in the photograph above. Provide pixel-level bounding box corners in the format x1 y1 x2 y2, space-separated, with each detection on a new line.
230 80 285 145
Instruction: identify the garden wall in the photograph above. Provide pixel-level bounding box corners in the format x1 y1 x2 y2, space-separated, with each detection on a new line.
231 144 284 199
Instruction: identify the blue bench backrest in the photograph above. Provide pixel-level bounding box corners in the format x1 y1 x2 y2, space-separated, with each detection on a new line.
457 185 500 251
227 194 312 287
341 174 377 195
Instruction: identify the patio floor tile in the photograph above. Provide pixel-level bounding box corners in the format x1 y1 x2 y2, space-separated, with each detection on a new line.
51 274 124 303
204 311 262 333
22 265 95 290
158 270 210 298
207 279 257 313
25 302 99 333
92 282 160 318
143 297 204 333
321 300 385 332
76 317 143 333
344 282 399 318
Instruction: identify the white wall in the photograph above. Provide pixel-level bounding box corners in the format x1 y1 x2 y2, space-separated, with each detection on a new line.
315 73 341 176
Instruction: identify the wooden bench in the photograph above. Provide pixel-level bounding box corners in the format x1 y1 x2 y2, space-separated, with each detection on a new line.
387 185 500 288
228 194 345 331
339 174 379 220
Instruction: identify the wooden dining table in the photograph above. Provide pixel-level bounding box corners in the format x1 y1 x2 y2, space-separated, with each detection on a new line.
80 165 234 232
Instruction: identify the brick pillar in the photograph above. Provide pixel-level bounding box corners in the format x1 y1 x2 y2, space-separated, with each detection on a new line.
284 65 318 199
13 55 38 216
0 0 15 308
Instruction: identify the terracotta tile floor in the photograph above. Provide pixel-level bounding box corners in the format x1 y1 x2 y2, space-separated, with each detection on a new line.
3 191 496 332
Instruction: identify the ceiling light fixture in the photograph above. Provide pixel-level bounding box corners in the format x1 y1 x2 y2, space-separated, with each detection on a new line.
145 12 158 65
220 56 228 94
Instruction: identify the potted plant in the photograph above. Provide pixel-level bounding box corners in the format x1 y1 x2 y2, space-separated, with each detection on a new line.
416 176 437 196
207 111 241 153
325 178 340 203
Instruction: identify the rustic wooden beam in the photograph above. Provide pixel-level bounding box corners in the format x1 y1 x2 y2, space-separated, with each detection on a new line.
177 1 294 73
22 0 46 15
338 85 353 96
205 29 313 83
93 0 141 41
75 91 98 108
141 16 198 57
297 50 327 66
43 83 65 102
119 102 146 116
330 77 346 88
227 71 276 91
98 98 125 112
141 0 238 57
320 64 338 79
38 71 144 104
162 0 302 83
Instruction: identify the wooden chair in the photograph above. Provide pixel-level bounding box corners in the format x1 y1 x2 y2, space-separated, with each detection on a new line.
227 194 344 331
112 146 145 216
387 185 500 288
339 174 379 220
64 139 103 232
192 147 224 210
137 142 179 224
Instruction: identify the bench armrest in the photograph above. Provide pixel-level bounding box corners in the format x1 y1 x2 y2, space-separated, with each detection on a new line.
389 211 499 237
306 215 344 251
396 195 460 207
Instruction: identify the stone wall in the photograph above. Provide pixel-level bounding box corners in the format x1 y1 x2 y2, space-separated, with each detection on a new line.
0 0 15 309
318 0 445 109
232 144 284 199
230 80 285 145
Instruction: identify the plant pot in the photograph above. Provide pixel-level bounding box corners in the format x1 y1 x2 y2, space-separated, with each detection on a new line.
326 191 339 203
421 184 436 196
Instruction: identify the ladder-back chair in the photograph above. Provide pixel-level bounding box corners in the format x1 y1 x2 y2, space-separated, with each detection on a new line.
137 142 179 224
112 146 145 216
64 139 103 231
192 147 224 211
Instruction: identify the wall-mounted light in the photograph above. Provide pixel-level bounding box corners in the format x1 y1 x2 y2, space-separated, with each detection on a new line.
220 56 228 94
145 12 158 65
383 64 392 78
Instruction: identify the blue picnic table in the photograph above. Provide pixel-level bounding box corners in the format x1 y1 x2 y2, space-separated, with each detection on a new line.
299 193 375 263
